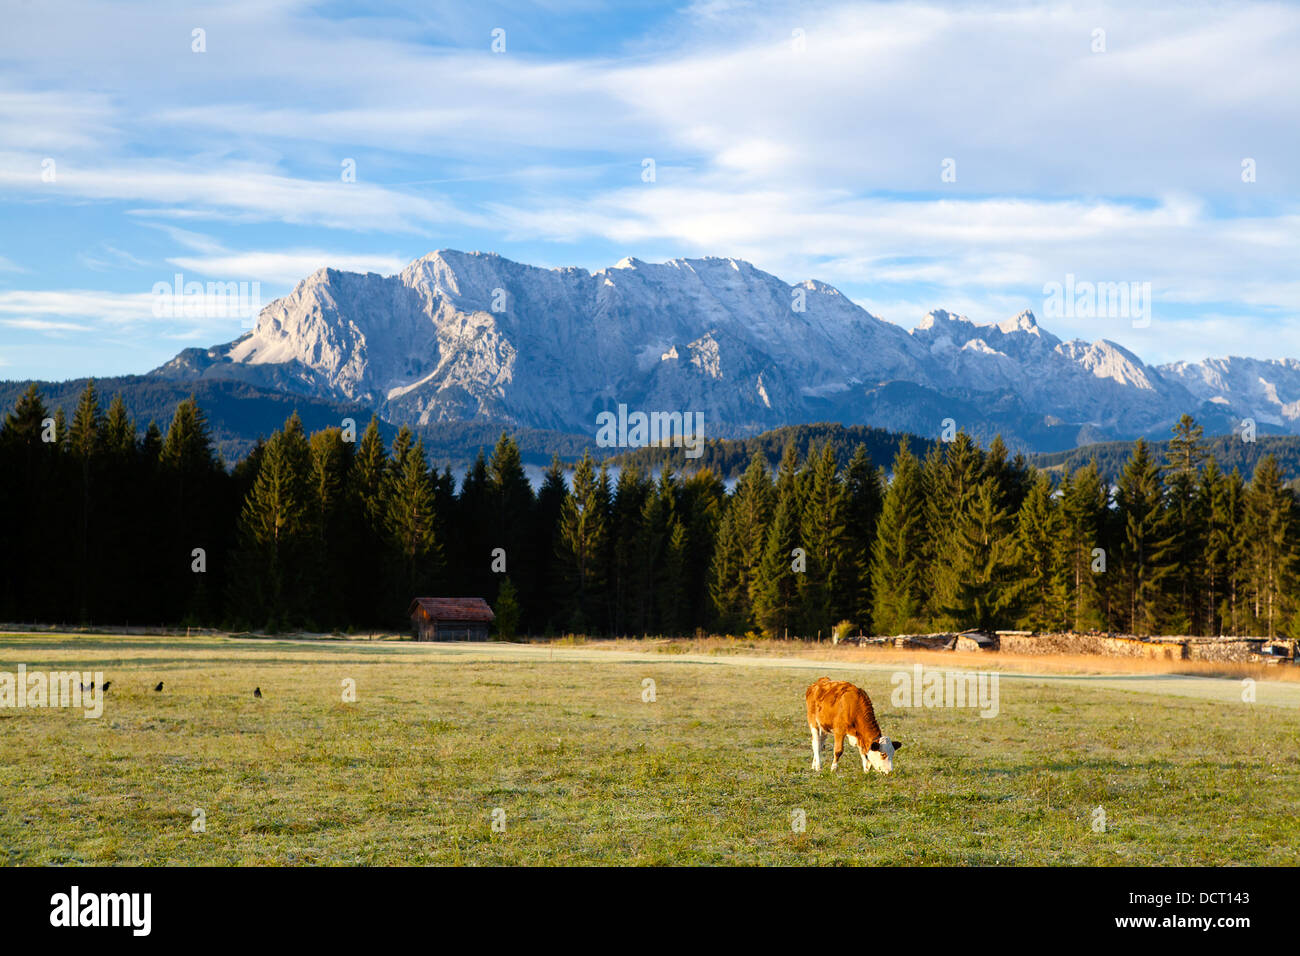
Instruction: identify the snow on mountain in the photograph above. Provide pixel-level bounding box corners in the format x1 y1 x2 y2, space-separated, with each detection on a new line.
1157 356 1300 429
151 250 1292 450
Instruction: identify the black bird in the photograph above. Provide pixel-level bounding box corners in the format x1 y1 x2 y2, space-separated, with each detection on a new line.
80 681 92 692
101 681 111 692
154 682 164 692
253 687 262 698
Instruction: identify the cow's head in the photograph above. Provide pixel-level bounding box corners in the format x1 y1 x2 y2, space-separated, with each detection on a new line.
867 736 902 774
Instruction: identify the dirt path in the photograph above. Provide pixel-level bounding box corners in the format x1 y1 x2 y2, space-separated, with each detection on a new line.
219 636 1300 709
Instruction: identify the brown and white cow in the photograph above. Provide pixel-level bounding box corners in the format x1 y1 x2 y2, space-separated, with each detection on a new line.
805 677 902 773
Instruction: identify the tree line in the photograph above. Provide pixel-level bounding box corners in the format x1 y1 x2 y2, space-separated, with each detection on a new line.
1 382 1296 639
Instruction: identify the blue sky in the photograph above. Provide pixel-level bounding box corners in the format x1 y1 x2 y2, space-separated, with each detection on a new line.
1 0 1298 381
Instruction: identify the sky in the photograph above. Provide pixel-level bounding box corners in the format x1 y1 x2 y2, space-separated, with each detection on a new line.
1 0 1298 381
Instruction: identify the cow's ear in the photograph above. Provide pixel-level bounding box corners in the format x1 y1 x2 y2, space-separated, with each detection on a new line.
869 740 881 751
891 741 902 753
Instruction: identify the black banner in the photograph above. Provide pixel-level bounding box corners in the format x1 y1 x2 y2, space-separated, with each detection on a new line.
0 866 1285 943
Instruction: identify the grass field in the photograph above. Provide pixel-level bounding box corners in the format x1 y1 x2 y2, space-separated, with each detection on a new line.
2 632 1298 866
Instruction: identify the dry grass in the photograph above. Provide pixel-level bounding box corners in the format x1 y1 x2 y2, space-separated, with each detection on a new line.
550 636 1300 683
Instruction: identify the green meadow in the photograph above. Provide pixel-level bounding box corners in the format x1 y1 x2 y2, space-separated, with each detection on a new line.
2 633 1297 866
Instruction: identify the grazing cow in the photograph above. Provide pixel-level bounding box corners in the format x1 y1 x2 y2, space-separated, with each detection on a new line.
805 677 902 774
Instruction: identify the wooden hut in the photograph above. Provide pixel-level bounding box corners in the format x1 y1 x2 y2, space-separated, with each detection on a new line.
407 597 495 641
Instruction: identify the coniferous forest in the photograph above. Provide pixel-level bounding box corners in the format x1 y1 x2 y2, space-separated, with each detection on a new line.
2 381 1297 639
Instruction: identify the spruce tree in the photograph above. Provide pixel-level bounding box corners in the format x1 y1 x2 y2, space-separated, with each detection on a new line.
531 455 569 633
871 440 927 635
103 394 135 458
556 451 608 633
924 431 984 625
840 443 883 633
487 432 535 616
610 464 651 634
637 469 677 635
494 576 521 639
753 483 802 638
940 477 1025 631
798 442 847 638
1016 471 1069 631
383 436 441 620
232 413 316 628
309 427 352 626
709 452 773 634
1200 459 1232 636
680 467 724 634
1244 455 1296 638
1115 439 1174 634
68 380 104 621
1060 460 1109 631
1162 416 1208 633
1218 468 1248 635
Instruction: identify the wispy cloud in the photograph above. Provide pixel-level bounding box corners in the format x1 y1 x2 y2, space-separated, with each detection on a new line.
0 0 1296 378
1 317 95 333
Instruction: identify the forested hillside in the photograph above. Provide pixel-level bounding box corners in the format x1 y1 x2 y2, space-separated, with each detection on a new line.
2 383 1296 639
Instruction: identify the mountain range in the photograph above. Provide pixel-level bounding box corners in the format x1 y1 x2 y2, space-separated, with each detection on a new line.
150 250 1300 453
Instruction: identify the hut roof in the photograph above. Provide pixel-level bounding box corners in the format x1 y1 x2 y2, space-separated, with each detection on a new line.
408 597 495 623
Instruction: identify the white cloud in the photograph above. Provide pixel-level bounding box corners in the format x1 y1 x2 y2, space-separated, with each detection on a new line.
0 0 1296 371
1 318 95 333
165 251 406 285
0 151 480 233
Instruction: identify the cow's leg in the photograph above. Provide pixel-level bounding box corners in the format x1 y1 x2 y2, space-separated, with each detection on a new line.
810 725 821 771
858 738 870 773
831 732 845 771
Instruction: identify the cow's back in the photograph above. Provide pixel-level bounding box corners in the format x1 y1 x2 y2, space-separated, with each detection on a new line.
806 677 862 730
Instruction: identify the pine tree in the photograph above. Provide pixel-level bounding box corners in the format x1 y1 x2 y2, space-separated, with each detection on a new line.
531 455 569 632
637 469 678 635
679 468 724 634
1244 455 1296 638
709 453 773 634
1217 469 1248 635
940 477 1025 631
103 394 136 458
610 464 651 634
160 396 223 622
309 427 353 625
871 440 927 635
347 417 388 624
0 386 58 620
384 436 441 619
1115 439 1174 634
69 379 104 460
1016 471 1069 631
924 431 984 626
487 432 535 619
798 442 847 638
840 443 883 633
1060 461 1109 631
1162 416 1208 633
1200 459 1232 636
454 449 493 600
1166 414 1208 476
556 451 608 633
68 381 104 621
494 576 521 639
661 518 689 636
232 413 316 628
753 482 802 638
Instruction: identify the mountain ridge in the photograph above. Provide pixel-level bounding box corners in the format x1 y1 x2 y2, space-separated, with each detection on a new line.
149 250 1300 453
